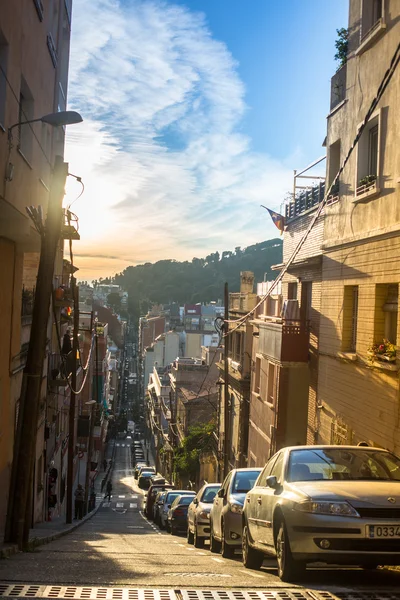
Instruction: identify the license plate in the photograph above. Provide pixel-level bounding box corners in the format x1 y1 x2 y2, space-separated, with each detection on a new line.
368 525 400 538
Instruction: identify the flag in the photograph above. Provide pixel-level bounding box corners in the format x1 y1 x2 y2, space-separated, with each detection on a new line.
261 205 285 234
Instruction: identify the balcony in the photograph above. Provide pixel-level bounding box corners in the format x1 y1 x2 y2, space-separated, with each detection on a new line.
285 181 325 221
330 64 347 112
229 293 257 313
48 351 75 387
258 320 309 363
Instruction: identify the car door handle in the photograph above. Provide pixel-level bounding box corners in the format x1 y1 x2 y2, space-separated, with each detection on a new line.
257 497 262 505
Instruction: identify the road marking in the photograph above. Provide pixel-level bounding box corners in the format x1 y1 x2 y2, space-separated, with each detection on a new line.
196 552 206 555
127 526 145 529
131 495 138 499
238 568 264 578
112 508 127 514
129 503 137 508
116 502 124 508
211 557 224 563
118 495 126 498
178 544 185 547
116 443 120 447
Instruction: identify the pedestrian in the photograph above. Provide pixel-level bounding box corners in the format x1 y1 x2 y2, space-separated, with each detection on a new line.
103 458 107 471
105 480 112 501
74 484 85 519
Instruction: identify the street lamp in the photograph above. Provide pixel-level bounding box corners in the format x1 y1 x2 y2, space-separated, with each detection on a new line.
8 110 83 139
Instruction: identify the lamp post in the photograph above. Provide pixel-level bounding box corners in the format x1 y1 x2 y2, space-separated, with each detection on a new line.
4 111 83 548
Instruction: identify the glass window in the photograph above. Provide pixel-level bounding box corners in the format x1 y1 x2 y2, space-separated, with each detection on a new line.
257 453 280 487
231 470 262 493
201 485 220 503
288 448 400 482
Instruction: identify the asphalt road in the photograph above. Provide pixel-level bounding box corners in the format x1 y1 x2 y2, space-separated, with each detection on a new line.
1 443 400 593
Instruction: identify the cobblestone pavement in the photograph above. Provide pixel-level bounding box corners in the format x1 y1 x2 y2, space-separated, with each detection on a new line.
1 443 400 596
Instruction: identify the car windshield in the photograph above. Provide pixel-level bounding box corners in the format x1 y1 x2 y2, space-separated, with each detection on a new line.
232 470 261 493
177 496 193 506
288 448 400 482
201 486 220 503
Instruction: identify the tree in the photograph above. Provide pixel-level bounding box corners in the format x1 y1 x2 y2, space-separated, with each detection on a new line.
174 422 216 480
334 28 348 70
107 292 121 313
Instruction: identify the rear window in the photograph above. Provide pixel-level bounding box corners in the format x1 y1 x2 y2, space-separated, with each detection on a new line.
201 486 220 503
178 496 194 505
232 470 261 493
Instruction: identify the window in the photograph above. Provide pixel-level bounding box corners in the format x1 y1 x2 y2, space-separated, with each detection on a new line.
270 452 284 482
327 140 340 203
356 112 381 197
288 282 298 300
18 78 34 160
232 331 243 363
0 31 8 127
254 357 261 395
361 0 383 39
267 362 276 405
342 286 358 352
257 452 280 487
374 284 398 345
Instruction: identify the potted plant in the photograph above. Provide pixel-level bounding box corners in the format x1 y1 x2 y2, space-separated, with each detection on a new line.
359 174 377 187
367 339 397 363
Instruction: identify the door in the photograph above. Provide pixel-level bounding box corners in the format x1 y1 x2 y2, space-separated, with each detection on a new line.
246 457 277 545
257 452 285 548
212 473 231 540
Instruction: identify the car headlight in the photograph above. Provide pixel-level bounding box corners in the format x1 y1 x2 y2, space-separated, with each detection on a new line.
295 500 360 517
198 510 210 520
229 503 243 514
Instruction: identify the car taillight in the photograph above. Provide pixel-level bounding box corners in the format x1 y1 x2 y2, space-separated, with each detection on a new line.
174 509 185 516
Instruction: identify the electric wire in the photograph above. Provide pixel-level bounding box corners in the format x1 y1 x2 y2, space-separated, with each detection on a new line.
225 39 400 336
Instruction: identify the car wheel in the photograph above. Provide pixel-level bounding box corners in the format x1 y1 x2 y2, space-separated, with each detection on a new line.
242 524 264 569
221 522 234 558
194 525 204 548
275 520 305 582
165 521 171 533
187 525 194 544
209 522 221 553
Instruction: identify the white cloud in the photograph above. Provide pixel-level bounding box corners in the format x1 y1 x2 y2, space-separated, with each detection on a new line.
65 0 293 280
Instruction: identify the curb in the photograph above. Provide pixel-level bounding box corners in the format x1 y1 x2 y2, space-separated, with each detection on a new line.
1 444 116 560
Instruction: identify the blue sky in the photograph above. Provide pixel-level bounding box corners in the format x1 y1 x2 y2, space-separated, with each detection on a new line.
65 0 348 280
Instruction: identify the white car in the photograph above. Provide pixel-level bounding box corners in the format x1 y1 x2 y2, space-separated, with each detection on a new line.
187 483 221 547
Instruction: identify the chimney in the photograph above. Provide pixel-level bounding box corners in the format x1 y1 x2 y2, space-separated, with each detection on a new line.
240 271 254 294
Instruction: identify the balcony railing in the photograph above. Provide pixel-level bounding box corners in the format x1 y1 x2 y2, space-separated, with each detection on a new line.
48 351 75 387
285 181 325 221
330 63 347 111
21 286 35 320
258 320 309 363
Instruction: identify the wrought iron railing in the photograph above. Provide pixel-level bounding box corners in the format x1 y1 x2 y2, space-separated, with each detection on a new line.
285 181 325 221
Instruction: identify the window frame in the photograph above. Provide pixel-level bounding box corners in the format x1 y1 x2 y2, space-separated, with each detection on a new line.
354 109 382 202
356 0 386 55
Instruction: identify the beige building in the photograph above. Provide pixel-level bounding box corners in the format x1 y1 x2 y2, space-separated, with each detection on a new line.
218 272 257 473
0 1 72 535
315 0 400 451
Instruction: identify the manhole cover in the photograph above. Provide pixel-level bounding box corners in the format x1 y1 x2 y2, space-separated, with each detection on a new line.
0 586 177 600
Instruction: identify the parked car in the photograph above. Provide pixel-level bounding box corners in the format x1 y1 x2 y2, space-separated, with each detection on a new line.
210 468 262 557
243 445 400 582
153 491 167 523
134 462 147 478
187 483 221 547
168 495 195 535
144 483 175 519
159 490 195 530
138 471 154 490
137 465 155 479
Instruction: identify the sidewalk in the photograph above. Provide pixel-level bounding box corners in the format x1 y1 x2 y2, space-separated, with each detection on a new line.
0 441 116 559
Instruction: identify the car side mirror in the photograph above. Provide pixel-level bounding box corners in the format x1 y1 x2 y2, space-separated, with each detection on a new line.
217 488 225 498
266 475 278 489
168 504 171 508
193 498 199 505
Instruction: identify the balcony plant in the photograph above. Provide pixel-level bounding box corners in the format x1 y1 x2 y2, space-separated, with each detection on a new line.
359 174 376 187
367 339 397 363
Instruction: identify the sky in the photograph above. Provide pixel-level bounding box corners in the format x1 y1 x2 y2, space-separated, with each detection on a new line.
64 0 348 282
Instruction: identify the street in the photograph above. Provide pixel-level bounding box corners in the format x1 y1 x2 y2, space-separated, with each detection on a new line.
1 444 400 597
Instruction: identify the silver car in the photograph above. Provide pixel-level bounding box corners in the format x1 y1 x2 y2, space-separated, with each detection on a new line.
210 468 262 557
243 445 400 582
187 483 221 547
159 490 195 530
